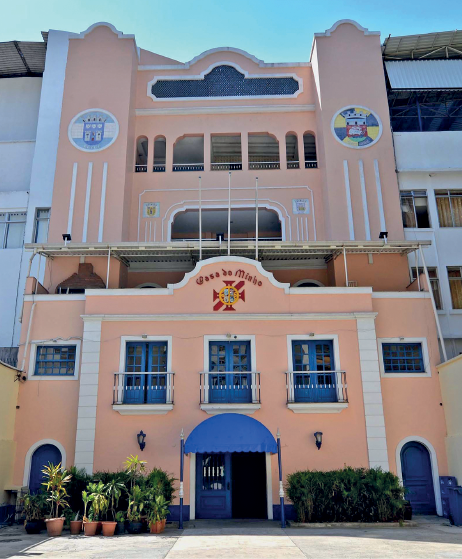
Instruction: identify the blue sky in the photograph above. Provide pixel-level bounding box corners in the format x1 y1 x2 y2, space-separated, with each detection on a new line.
2 0 462 62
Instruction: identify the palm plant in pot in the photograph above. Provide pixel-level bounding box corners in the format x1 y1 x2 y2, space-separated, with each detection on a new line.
115 511 125 535
70 512 82 535
88 481 108 535
148 495 170 534
41 462 72 537
126 485 144 534
82 490 97 536
102 479 125 536
22 492 47 534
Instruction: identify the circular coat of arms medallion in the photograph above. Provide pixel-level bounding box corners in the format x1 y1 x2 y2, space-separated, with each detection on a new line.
68 109 119 152
331 106 382 148
219 285 240 307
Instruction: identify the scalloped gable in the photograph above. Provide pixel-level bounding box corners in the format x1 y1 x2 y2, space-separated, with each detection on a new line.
315 19 380 37
168 257 290 294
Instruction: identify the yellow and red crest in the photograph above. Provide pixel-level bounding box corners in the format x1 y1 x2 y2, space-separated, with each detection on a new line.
213 280 246 312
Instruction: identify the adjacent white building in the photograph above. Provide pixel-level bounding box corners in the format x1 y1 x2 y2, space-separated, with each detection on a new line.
0 32 69 362
384 30 462 358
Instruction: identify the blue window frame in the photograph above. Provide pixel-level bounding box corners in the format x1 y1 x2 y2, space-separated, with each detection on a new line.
209 341 251 403
124 341 168 404
291 340 336 402
382 343 424 373
34 345 76 376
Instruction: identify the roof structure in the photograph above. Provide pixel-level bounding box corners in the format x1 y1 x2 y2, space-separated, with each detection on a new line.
383 30 462 61
0 39 46 78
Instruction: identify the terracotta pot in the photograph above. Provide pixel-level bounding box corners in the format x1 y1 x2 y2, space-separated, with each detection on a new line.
96 521 102 535
83 521 98 536
45 517 65 537
162 518 166 529
150 520 164 534
70 520 82 535
101 521 117 537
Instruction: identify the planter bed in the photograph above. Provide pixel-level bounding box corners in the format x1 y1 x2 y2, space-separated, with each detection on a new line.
289 520 417 528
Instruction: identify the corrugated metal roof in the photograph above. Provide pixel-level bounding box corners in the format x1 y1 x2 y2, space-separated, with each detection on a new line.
383 30 462 60
386 60 462 89
0 40 46 78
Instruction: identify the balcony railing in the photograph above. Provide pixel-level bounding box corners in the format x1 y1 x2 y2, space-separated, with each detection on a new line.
153 164 166 172
135 165 147 172
211 162 243 171
173 163 204 172
199 371 261 405
285 371 347 404
287 161 300 169
305 161 318 169
113 372 174 405
249 161 280 170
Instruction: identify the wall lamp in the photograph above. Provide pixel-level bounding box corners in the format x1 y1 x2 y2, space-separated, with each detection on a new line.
62 233 71 243
137 430 146 451
314 431 323 450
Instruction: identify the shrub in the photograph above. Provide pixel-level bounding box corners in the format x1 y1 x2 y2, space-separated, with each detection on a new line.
286 467 405 523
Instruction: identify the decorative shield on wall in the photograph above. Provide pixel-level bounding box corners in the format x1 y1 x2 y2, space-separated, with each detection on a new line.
68 109 119 152
331 106 382 148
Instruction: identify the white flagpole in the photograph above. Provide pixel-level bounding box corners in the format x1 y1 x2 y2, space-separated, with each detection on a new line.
255 177 259 261
199 175 202 261
228 171 231 256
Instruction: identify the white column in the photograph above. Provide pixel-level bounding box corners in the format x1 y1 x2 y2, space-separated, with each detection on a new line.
98 162 108 242
374 160 387 233
67 163 78 236
189 453 196 520
343 160 355 240
265 452 273 520
82 162 93 242
358 160 371 241
357 316 389 470
74 319 101 474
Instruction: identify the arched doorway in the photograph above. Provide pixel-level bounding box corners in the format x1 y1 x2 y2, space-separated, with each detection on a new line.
400 441 436 514
29 444 62 494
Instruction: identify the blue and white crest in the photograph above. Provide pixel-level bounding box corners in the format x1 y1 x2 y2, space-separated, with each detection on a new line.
68 109 119 152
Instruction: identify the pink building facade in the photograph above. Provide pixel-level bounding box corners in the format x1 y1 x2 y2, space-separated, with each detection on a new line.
13 20 448 519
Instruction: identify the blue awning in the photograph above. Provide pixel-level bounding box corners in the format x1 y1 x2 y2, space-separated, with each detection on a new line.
184 413 277 454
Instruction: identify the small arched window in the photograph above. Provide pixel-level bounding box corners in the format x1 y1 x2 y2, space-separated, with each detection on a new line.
153 136 166 172
293 279 324 287
135 136 148 172
285 133 299 169
136 283 163 289
303 133 317 169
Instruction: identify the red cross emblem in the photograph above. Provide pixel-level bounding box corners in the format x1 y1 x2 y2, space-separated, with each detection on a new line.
213 280 246 312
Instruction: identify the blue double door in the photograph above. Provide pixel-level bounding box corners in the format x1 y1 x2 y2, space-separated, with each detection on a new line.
124 342 168 404
209 341 251 403
292 340 337 402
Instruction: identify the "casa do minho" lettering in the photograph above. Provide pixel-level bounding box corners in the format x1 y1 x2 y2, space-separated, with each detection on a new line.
196 269 263 286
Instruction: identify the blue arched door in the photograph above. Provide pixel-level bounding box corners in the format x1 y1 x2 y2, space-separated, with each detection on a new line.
401 441 436 514
29 444 62 494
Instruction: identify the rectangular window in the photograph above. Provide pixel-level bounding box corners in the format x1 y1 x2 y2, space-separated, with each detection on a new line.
448 267 462 309
382 343 424 373
34 345 76 376
124 341 168 404
291 340 336 402
0 212 27 249
208 341 251 403
436 190 462 227
34 208 50 243
400 191 430 228
410 267 442 310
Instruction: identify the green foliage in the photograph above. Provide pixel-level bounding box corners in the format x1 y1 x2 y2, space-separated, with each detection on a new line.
104 479 125 521
286 467 406 523
41 462 72 518
144 468 176 503
127 485 144 522
66 466 91 515
21 492 47 521
115 511 125 523
87 481 108 521
147 494 170 523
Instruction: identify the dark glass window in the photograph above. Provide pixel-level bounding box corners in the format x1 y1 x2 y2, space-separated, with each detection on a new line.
34 345 76 376
382 343 424 373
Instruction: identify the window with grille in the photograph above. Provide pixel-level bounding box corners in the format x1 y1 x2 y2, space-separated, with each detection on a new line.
34 345 76 376
291 340 336 403
382 343 424 373
400 191 430 228
410 267 442 309
33 209 50 243
0 212 26 248
436 190 462 227
448 267 462 310
124 341 168 404
151 65 300 99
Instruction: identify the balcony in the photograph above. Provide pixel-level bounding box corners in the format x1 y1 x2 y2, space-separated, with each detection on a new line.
113 372 174 415
199 371 261 415
173 135 204 172
248 133 280 170
211 135 242 171
285 371 348 414
305 161 318 169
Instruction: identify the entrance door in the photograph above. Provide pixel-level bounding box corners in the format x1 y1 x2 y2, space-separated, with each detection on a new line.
196 453 231 519
401 441 436 514
29 444 62 494
232 453 267 519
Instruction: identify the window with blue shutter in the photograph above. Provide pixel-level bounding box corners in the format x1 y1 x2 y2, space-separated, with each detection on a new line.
124 341 168 403
291 340 336 402
208 341 251 403
382 343 424 373
34 345 76 376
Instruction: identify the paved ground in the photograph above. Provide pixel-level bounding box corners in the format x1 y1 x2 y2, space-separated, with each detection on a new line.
1 516 462 559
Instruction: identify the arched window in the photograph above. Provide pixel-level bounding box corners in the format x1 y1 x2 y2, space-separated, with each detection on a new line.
248 133 280 170
173 135 204 172
29 444 62 493
285 133 299 169
135 136 148 172
293 279 324 287
303 132 317 169
135 283 163 289
153 136 166 172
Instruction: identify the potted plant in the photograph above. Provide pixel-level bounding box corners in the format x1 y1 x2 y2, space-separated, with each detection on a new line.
82 490 97 536
87 481 108 535
115 511 125 535
123 455 147 490
41 462 72 537
22 492 46 534
70 512 82 535
101 479 124 536
148 495 170 534
126 485 144 534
